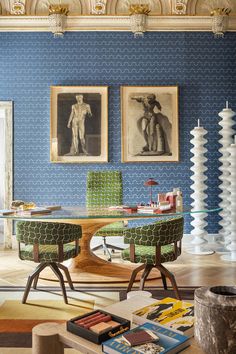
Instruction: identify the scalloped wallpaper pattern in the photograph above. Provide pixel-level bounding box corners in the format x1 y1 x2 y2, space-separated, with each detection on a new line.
0 31 235 232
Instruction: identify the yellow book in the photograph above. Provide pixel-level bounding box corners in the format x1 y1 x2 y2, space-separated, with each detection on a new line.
132 297 194 337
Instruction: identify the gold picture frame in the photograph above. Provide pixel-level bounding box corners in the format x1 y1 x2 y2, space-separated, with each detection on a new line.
121 86 179 163
50 86 108 163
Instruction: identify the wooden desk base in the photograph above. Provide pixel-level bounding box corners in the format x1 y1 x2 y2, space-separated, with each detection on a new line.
40 220 160 283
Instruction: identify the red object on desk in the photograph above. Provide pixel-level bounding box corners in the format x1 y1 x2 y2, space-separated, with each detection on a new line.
144 178 159 204
165 194 177 208
154 208 174 214
123 207 138 213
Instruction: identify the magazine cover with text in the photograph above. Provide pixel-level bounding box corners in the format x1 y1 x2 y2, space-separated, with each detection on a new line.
102 322 190 354
132 297 194 337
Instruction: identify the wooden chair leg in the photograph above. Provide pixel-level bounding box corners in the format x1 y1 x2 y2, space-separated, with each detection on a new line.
33 263 49 289
161 273 168 290
50 263 68 304
33 274 39 290
156 264 181 300
22 263 48 304
127 264 146 293
57 263 74 290
139 264 152 290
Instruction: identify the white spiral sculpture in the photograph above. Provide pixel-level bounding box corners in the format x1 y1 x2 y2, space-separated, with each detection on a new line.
187 120 214 255
221 137 236 262
217 102 236 252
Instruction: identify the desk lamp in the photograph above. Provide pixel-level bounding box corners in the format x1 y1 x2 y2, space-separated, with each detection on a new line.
144 178 158 205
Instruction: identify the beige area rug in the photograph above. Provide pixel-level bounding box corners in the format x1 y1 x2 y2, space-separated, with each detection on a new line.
0 299 93 320
0 299 94 348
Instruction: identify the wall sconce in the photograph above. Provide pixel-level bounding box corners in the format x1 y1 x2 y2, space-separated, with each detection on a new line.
210 8 231 38
129 4 150 38
48 4 69 38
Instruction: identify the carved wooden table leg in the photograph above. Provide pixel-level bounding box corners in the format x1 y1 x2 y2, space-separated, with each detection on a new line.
32 322 64 354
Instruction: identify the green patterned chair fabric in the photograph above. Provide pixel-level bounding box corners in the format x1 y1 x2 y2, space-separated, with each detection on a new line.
94 222 126 237
16 221 81 262
16 221 82 304
121 216 184 299
122 244 180 264
86 170 126 238
87 170 123 207
122 216 184 248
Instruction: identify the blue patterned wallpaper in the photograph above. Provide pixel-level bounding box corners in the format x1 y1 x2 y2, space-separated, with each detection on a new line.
0 32 235 233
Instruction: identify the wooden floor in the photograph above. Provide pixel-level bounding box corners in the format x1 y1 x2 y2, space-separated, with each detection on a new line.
0 245 235 354
0 246 235 288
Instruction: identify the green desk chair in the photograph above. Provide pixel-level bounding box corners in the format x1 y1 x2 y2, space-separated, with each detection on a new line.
16 221 82 304
122 216 184 300
86 170 126 261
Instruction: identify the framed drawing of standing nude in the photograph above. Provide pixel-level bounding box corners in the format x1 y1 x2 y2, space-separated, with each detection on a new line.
121 86 179 163
50 86 108 163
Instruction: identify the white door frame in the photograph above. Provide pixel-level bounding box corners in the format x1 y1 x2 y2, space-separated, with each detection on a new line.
0 101 13 248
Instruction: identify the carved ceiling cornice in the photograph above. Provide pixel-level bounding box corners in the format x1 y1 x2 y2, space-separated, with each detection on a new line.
0 0 236 31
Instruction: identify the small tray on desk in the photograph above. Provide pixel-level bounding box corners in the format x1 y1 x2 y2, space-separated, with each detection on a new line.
67 310 130 344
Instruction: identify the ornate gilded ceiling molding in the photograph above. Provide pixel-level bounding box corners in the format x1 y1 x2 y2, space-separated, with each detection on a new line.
172 0 188 15
10 1 25 15
160 0 172 15
0 0 236 31
25 0 88 16
0 1 235 16
91 0 107 14
0 14 236 32
107 0 163 15
187 0 198 15
1 0 11 14
188 0 235 15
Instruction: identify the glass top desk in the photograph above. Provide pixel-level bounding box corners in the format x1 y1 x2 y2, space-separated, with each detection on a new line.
1 206 221 283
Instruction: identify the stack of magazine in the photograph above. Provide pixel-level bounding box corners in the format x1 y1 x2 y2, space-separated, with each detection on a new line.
132 297 194 338
102 297 194 353
102 322 190 354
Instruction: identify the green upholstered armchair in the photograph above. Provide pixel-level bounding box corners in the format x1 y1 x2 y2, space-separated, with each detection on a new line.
86 170 126 261
122 216 184 299
16 221 82 304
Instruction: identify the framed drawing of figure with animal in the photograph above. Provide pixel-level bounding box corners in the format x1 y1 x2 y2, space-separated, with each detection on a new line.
121 86 179 162
50 86 108 163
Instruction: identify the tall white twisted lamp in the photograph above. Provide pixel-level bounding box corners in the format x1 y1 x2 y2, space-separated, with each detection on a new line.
221 136 236 262
217 102 236 253
187 120 214 255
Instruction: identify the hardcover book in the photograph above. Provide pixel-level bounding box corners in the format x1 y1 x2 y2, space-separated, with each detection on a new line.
43 205 61 211
137 207 158 214
132 297 194 337
18 207 52 215
0 209 15 216
122 328 159 346
102 322 190 354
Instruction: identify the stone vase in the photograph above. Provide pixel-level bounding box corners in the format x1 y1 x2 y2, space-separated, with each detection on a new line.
195 286 236 354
